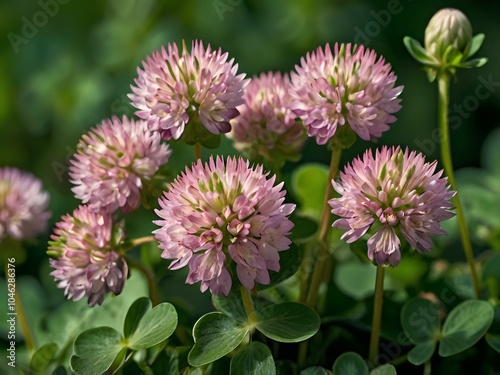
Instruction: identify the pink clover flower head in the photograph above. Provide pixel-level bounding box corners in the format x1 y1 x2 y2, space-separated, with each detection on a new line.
69 115 171 214
48 205 128 307
228 71 306 167
290 43 403 145
129 40 248 140
329 146 455 266
0 167 50 241
154 156 295 295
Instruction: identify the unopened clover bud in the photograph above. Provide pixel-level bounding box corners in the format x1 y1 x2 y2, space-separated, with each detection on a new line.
404 7 487 81
424 8 472 64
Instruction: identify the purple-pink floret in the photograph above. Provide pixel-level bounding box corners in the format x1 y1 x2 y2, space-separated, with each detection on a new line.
329 146 455 266
129 40 248 140
69 115 171 214
0 167 50 241
290 43 403 145
153 156 295 295
49 205 128 306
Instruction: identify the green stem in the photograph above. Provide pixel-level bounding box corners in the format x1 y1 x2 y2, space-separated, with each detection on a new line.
118 235 157 254
4 263 35 353
389 353 408 366
131 236 156 247
369 266 385 366
124 255 159 306
194 143 202 161
298 147 342 369
241 287 257 326
424 361 432 375
305 146 342 308
437 72 481 299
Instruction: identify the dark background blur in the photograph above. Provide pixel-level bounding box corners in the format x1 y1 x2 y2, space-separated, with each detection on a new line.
1 0 499 266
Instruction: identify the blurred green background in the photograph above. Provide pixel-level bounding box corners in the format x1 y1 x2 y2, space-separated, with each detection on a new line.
1 0 499 274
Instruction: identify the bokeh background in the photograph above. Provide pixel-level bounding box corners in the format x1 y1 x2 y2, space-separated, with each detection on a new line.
2 0 499 214
1 0 500 359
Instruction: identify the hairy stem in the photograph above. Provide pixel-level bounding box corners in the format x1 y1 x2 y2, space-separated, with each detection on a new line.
194 143 202 161
369 266 385 366
437 72 480 299
241 287 257 326
298 147 342 369
305 146 342 308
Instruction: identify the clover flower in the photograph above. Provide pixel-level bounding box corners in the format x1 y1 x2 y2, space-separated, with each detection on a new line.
228 71 305 168
129 40 248 141
290 43 403 145
48 205 128 306
329 146 455 266
154 156 295 295
425 8 473 64
0 167 50 241
69 116 171 214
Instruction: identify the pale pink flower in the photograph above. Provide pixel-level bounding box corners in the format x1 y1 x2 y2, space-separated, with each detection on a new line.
290 43 403 145
329 146 455 266
228 71 305 167
69 116 171 214
129 40 248 140
154 156 295 295
0 167 50 241
48 205 128 306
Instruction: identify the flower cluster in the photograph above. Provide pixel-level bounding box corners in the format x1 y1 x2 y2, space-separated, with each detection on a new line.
69 116 172 214
48 205 128 306
290 43 403 145
228 71 306 168
129 40 248 140
0 167 50 241
154 156 295 295
329 146 455 266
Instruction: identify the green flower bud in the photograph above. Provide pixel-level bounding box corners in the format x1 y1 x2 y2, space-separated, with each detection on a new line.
424 8 473 63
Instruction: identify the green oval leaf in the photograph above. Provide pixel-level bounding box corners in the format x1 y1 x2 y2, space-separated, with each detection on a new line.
332 352 368 375
300 366 330 375
439 300 494 357
485 333 500 354
370 364 397 375
71 327 124 375
407 341 435 366
212 289 248 324
481 252 500 281
128 302 178 350
291 163 329 220
289 215 319 242
403 36 435 65
188 312 248 366
465 33 485 59
124 297 152 338
401 298 440 344
230 341 276 375
256 302 320 343
30 343 58 373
